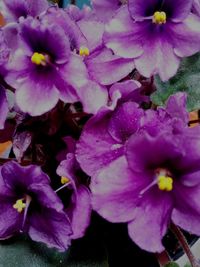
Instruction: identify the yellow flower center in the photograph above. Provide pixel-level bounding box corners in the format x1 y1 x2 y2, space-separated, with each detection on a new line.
79 46 90 57
31 52 46 65
13 199 26 213
157 175 173 191
153 11 167 24
61 176 70 185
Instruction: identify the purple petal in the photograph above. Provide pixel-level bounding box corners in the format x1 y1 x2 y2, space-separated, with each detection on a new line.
172 183 200 236
28 208 72 251
172 14 200 57
128 0 192 22
15 77 59 116
109 80 144 104
76 109 124 176
69 186 91 239
128 188 173 252
92 0 121 22
76 80 108 114
91 156 147 222
108 102 144 142
0 85 8 130
128 0 160 19
126 132 184 173
77 19 104 52
104 6 143 59
1 161 50 191
87 48 135 85
134 27 180 81
165 93 189 124
0 197 22 239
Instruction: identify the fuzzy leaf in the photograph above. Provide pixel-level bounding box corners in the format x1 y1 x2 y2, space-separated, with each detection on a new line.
151 53 200 112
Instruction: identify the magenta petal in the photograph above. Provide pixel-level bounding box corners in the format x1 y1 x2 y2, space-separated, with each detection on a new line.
77 80 108 114
1 161 50 190
104 6 143 59
0 198 22 239
70 186 92 239
172 14 200 57
126 132 183 173
28 209 72 251
108 102 144 142
87 48 135 85
165 93 189 124
134 34 180 81
128 188 173 253
77 19 104 52
128 0 160 19
172 183 200 236
0 85 8 130
91 156 145 222
15 77 59 116
76 109 124 176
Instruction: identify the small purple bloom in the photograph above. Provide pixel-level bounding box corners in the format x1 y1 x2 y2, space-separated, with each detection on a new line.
0 161 72 251
91 125 200 252
57 144 92 239
2 0 49 22
104 0 200 81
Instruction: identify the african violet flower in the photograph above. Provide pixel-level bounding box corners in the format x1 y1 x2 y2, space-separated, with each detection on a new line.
2 0 48 22
76 91 188 177
104 0 200 81
90 125 200 253
57 142 92 239
0 161 72 251
5 17 107 115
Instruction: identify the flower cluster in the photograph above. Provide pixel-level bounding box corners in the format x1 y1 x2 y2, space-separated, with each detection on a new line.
0 0 200 256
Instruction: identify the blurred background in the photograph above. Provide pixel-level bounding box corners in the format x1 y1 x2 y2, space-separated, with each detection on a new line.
63 0 90 8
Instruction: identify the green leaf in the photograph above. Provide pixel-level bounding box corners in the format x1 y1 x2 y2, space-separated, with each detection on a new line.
184 264 192 267
0 235 108 267
164 262 180 267
151 53 200 112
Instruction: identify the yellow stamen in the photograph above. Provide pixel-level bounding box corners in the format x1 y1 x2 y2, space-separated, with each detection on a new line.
153 11 167 24
31 52 46 65
61 176 70 185
79 46 90 57
13 199 26 213
157 175 173 191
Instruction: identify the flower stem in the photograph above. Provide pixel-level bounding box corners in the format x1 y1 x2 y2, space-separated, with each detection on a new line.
171 223 200 267
156 250 171 267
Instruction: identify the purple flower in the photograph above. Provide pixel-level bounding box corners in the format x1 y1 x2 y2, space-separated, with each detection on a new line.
2 0 48 22
104 0 200 81
91 125 200 253
0 161 72 251
56 143 92 239
5 17 105 115
76 92 188 177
